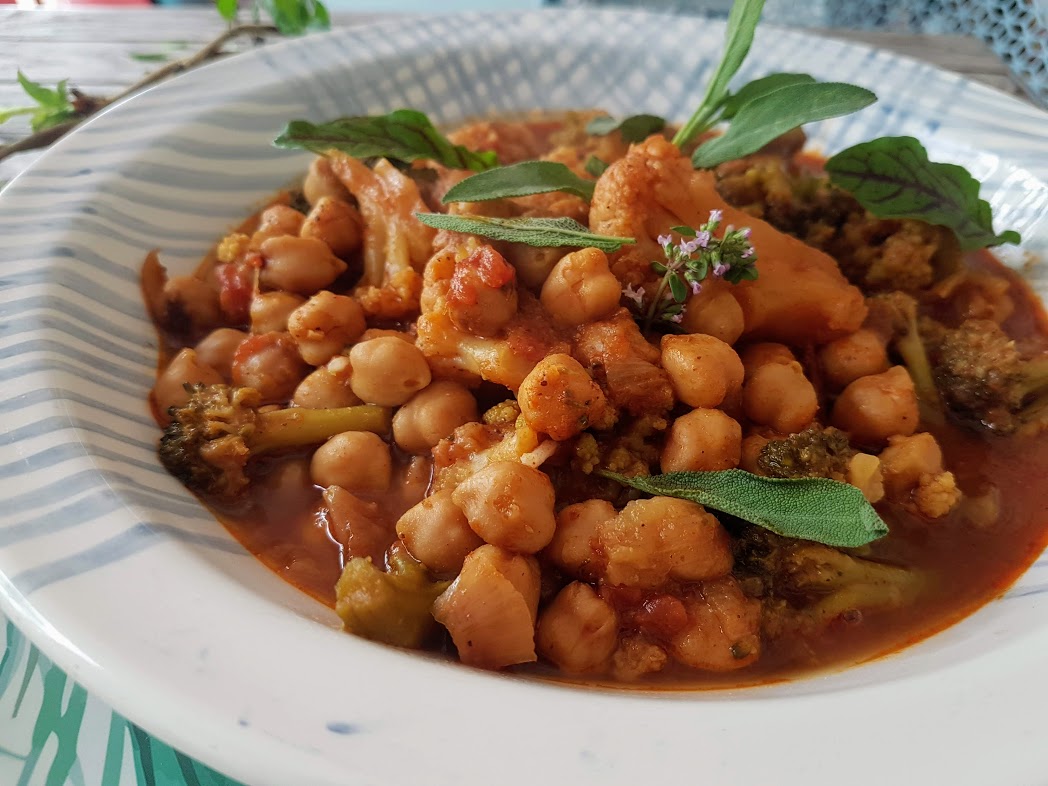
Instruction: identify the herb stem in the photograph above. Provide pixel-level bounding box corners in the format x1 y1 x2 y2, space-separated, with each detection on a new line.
643 273 672 333
0 24 279 165
671 105 717 148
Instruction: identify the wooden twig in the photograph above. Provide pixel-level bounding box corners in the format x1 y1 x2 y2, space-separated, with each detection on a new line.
0 23 279 164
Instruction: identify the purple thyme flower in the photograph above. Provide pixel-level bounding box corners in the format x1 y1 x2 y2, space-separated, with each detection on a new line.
713 262 730 278
690 280 703 295
707 209 723 224
622 283 645 307
669 312 684 324
739 227 752 240
657 234 673 249
679 237 703 255
742 247 755 259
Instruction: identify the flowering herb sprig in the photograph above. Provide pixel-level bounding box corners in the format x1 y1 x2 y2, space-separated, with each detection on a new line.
624 210 757 332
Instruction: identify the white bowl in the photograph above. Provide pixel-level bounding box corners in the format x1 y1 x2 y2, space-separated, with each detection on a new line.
2 10 1048 786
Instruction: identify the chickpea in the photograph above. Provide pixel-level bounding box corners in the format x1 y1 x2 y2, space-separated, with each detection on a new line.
832 366 918 446
193 328 246 381
257 456 315 509
249 204 305 250
300 197 363 258
161 275 221 333
740 342 795 377
878 432 945 497
292 356 363 409
359 328 414 343
739 433 771 474
539 248 621 327
661 333 744 409
452 461 557 554
396 490 483 575
536 582 618 673
743 361 818 434
287 291 366 366
152 348 222 423
517 353 612 441
349 336 432 406
680 286 745 345
250 291 306 334
597 497 733 588
446 245 518 337
819 328 890 390
231 332 309 403
311 432 392 492
302 157 351 206
669 578 761 672
259 236 347 296
393 381 478 454
661 408 742 472
848 452 885 504
545 499 615 580
503 244 564 291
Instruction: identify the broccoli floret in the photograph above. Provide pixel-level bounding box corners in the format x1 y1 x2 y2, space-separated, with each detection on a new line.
335 543 450 648
931 319 1048 433
734 529 925 636
159 383 391 500
757 426 854 481
869 291 943 418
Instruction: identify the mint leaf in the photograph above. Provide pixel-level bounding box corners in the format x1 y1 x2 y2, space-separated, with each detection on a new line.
672 0 766 146
414 213 634 252
586 114 666 143
258 0 329 34
601 469 888 548
215 0 238 22
0 106 35 126
442 161 595 203
692 82 876 168
825 136 1022 250
721 72 815 119
584 155 609 177
274 110 498 172
17 72 69 110
14 72 75 132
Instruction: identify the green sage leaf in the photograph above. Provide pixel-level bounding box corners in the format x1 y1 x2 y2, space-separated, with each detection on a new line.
721 72 815 118
692 82 876 168
601 469 888 548
414 213 634 252
825 135 1022 250
274 110 498 171
672 0 767 146
442 160 595 203
586 113 666 143
584 155 609 177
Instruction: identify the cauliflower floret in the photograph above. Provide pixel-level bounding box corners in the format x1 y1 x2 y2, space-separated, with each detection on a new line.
913 472 961 519
328 153 435 319
573 308 674 416
217 232 250 264
589 135 867 344
417 241 569 391
879 433 961 519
